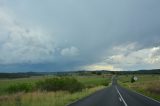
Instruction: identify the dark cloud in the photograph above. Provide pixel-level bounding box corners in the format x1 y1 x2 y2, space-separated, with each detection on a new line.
0 0 160 72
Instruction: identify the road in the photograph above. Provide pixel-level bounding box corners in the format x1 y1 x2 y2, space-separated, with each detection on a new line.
68 77 160 106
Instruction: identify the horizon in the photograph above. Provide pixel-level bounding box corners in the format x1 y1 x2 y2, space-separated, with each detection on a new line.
0 0 160 72
0 68 160 73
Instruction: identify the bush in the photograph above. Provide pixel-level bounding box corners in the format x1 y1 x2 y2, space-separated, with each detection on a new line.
6 83 33 93
102 81 109 86
131 76 135 83
36 77 84 93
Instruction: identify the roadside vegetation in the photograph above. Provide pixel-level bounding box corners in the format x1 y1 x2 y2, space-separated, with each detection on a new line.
0 86 105 106
0 75 110 106
118 74 160 101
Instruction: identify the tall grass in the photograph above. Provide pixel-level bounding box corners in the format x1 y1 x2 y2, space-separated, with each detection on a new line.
119 75 160 101
146 82 160 94
0 76 109 95
0 75 109 106
0 86 105 106
0 76 45 95
6 83 33 93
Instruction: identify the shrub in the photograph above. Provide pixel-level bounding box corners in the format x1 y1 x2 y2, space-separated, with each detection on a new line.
131 76 135 83
36 77 84 93
102 81 109 86
6 83 33 93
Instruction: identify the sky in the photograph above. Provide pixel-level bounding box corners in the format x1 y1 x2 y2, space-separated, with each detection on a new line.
0 0 160 72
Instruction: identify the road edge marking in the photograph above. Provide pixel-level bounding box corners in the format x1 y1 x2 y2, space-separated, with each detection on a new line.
116 86 128 106
128 89 160 104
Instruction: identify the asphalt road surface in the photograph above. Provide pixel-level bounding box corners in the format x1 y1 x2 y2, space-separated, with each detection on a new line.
68 77 160 106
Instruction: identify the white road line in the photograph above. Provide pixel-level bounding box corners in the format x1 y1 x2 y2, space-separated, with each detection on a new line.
116 86 128 106
129 89 160 104
119 97 122 102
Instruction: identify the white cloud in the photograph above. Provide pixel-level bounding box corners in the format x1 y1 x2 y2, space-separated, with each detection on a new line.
113 42 137 52
144 47 160 64
83 43 160 71
105 43 160 70
61 46 79 57
84 64 122 71
109 46 160 65
0 7 55 64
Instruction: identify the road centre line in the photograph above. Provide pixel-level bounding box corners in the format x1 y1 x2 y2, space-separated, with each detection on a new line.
116 86 128 106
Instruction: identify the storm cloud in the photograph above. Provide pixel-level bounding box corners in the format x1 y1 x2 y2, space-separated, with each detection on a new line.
0 0 160 72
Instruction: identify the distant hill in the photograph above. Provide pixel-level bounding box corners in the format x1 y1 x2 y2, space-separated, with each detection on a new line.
138 69 160 74
0 72 43 79
0 69 159 79
114 69 160 75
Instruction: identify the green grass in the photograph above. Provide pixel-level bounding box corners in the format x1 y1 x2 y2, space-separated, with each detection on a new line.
0 76 48 95
118 74 160 101
0 86 105 106
76 76 110 88
0 75 110 95
0 75 110 106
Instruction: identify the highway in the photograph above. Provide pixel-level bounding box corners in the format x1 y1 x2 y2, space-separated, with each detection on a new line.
68 77 160 106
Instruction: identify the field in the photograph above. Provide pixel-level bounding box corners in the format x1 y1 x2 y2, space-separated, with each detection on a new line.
118 74 160 101
0 75 111 106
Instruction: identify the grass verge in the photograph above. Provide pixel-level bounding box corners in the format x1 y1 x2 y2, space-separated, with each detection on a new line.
0 86 105 106
118 75 160 101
